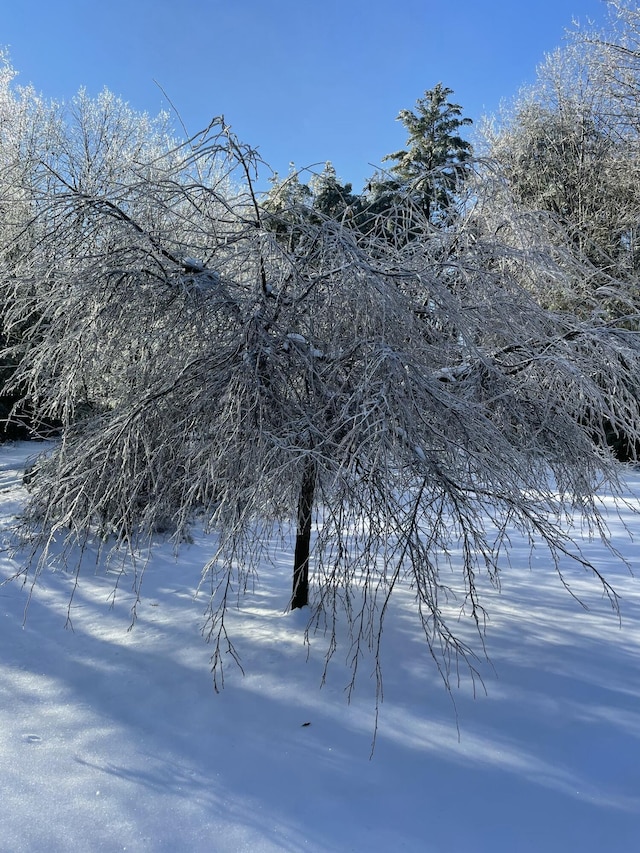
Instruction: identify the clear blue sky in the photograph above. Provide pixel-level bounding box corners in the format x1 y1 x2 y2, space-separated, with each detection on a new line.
2 0 609 191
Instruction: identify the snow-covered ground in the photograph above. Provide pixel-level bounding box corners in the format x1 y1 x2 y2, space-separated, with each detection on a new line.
1 441 639 852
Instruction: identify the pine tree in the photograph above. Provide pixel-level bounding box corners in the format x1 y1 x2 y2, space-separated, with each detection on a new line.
379 83 473 224
261 164 312 249
309 162 358 222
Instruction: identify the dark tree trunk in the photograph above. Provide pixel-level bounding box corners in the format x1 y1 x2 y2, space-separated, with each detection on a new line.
291 455 316 609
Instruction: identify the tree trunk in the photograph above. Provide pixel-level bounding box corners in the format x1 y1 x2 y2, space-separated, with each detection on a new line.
291 455 316 609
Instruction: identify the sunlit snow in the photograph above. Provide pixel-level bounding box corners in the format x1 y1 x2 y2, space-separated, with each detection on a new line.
1 442 639 852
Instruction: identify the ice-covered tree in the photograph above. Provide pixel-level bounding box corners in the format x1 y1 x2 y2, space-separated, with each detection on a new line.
309 162 359 222
2 93 640 699
366 84 473 227
480 8 640 459
0 53 54 437
484 43 640 293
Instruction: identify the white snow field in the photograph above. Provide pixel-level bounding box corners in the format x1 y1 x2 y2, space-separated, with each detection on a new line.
1 441 640 852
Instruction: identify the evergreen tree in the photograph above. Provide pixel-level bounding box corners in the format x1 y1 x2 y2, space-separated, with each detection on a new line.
262 164 312 249
378 83 473 224
309 162 359 222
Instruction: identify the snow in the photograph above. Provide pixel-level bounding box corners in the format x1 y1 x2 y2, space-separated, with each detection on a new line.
1 441 640 852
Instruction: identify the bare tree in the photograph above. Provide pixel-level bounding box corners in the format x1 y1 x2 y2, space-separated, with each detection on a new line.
0 53 55 436
582 0 640 136
481 41 640 303
2 90 640 702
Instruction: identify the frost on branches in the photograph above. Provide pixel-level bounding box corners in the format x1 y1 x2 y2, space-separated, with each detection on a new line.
1 85 640 697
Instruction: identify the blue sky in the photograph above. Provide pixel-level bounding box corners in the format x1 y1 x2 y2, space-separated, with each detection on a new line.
2 0 609 191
